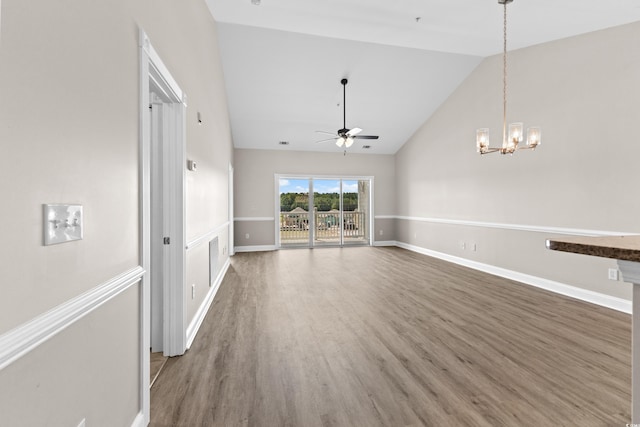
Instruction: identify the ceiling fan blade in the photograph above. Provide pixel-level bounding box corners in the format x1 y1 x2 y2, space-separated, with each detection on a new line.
346 127 362 137
315 130 338 136
316 138 337 143
354 135 379 140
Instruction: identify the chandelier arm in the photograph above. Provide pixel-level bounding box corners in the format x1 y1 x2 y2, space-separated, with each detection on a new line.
480 147 502 155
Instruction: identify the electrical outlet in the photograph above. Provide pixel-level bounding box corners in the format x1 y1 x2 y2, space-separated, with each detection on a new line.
191 284 196 299
608 268 619 281
461 242 466 250
379 229 384 236
245 233 250 239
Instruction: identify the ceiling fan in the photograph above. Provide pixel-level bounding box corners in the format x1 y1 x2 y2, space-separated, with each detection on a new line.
316 78 379 149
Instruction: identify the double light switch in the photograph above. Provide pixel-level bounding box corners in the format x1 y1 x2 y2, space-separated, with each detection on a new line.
43 204 83 245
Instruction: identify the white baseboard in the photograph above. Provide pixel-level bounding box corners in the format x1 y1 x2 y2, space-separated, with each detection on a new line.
130 411 145 427
186 258 231 349
234 245 277 253
395 242 632 314
373 240 397 247
219 241 631 314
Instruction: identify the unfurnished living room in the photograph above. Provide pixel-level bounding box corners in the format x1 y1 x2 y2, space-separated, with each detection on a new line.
1 0 640 426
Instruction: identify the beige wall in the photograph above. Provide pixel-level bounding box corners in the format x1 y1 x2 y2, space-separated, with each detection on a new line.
1 0 140 334
0 286 140 426
0 0 232 425
395 22 640 300
234 148 396 247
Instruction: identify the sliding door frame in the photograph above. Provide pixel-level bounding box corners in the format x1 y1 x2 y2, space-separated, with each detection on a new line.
275 174 374 249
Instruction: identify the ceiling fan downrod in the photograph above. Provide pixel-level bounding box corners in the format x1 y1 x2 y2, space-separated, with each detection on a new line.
341 78 348 135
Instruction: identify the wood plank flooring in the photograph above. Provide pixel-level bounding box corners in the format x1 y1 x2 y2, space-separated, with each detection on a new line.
150 247 631 426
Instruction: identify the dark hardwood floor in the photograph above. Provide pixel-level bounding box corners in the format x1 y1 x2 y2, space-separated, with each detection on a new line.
150 247 631 426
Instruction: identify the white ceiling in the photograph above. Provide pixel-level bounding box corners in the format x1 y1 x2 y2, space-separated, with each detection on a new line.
207 0 640 154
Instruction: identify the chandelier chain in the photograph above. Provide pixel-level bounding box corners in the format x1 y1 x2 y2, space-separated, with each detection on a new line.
502 1 508 146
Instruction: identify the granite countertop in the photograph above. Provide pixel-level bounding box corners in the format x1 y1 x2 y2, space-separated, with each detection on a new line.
546 235 640 262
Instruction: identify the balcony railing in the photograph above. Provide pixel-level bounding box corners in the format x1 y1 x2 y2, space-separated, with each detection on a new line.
280 211 366 244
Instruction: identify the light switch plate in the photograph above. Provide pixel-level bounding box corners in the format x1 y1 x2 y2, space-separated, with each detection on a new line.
43 204 83 246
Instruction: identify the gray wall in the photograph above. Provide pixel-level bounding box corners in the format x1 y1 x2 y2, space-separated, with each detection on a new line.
395 22 640 300
0 0 232 425
234 148 396 248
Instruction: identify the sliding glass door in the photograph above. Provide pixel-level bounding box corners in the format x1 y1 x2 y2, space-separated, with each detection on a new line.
313 179 342 246
278 176 372 248
342 179 370 246
278 178 310 247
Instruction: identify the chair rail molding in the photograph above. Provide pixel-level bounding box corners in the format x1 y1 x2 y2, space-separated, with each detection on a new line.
186 221 230 251
0 266 145 371
394 215 638 237
374 215 396 220
234 217 275 222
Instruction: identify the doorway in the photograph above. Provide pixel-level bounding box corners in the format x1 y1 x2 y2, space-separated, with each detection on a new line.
277 176 373 248
140 29 187 424
147 64 186 358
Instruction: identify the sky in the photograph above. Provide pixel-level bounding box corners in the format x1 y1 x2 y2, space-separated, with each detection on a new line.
279 178 359 194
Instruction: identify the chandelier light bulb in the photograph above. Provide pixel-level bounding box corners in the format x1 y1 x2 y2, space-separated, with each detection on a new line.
527 127 541 148
476 128 490 153
508 122 523 151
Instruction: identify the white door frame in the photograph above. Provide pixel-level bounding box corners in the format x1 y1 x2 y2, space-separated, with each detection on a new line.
139 29 187 424
229 163 235 256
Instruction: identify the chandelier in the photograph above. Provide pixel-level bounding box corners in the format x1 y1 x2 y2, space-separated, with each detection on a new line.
477 0 541 155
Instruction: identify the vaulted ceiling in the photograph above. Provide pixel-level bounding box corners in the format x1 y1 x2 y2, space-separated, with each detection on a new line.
206 0 640 154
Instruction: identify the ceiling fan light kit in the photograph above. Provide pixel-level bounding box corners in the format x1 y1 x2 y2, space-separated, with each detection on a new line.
477 0 541 155
316 79 379 152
